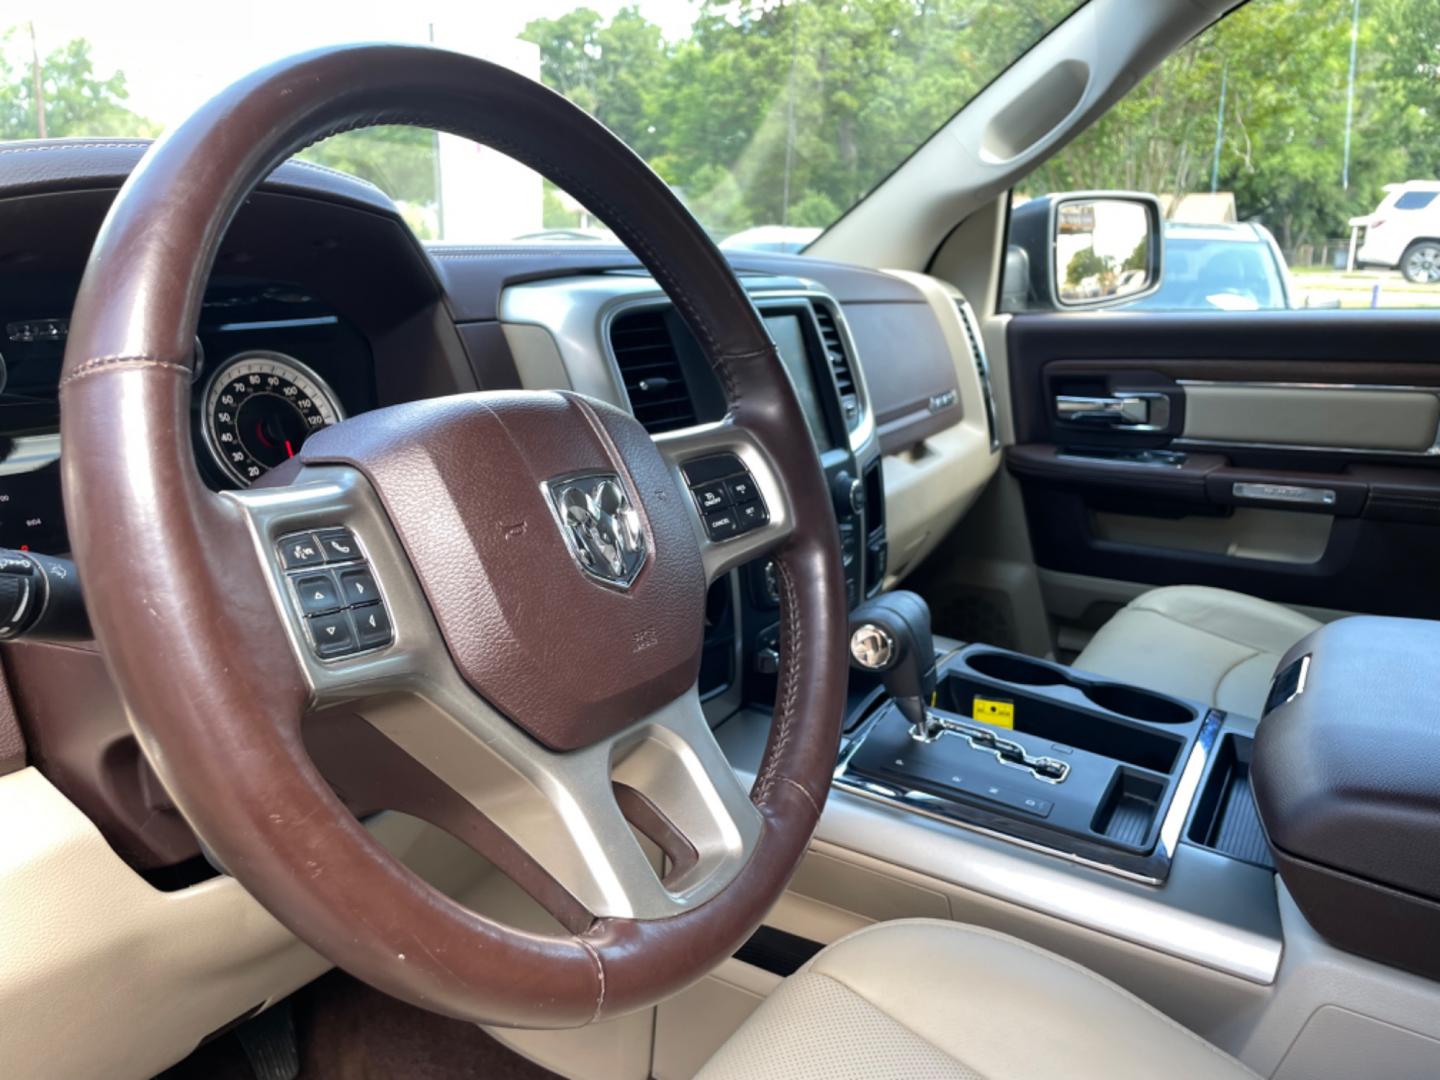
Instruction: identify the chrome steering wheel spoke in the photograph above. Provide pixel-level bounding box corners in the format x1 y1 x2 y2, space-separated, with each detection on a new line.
654 419 795 587
227 464 762 922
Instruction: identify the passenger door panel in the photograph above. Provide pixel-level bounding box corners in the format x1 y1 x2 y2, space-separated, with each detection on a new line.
1007 312 1440 619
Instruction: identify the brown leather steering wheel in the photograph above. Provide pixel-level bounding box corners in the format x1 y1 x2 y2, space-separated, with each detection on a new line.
58 44 846 1026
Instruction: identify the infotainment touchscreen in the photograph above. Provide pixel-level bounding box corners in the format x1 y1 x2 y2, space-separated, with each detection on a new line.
762 313 834 451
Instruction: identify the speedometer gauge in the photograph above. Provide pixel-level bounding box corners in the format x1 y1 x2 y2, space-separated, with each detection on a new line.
201 351 344 486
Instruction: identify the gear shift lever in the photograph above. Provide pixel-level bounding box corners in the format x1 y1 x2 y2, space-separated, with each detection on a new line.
849 591 939 740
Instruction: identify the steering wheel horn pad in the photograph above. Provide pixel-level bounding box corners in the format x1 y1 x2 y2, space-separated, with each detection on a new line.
58 44 848 1027
298 389 706 751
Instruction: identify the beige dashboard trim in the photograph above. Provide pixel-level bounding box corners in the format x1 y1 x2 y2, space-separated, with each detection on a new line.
877 270 1001 585
0 767 487 1080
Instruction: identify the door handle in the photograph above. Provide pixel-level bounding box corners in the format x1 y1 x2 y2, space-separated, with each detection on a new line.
1055 393 1170 430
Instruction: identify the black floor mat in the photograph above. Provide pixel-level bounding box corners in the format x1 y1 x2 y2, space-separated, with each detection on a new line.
158 970 561 1080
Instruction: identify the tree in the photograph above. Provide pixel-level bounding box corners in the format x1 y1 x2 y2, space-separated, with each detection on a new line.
525 0 1076 233
0 29 157 139
521 6 668 160
1065 246 1113 287
1027 0 1432 253
301 127 437 210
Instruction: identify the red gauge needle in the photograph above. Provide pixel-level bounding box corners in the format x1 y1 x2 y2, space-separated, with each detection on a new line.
284 439 295 458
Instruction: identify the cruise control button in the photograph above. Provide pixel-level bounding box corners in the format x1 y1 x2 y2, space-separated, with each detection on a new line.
704 508 740 540
308 611 358 659
337 567 379 607
352 603 393 649
726 474 758 503
692 480 730 513
292 572 342 616
315 529 361 562
277 532 324 569
734 499 768 531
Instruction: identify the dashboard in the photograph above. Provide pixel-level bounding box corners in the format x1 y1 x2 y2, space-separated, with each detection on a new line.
0 139 1006 1078
0 138 1001 877
0 279 375 552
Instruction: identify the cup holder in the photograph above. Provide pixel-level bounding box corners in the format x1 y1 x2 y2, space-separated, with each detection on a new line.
964 652 1067 686
1082 684 1193 725
961 649 1195 726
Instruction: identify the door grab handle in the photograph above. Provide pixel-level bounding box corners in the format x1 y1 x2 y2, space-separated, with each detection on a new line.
1056 394 1155 426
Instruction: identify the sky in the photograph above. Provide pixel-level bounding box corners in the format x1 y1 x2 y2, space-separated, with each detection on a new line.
13 0 700 130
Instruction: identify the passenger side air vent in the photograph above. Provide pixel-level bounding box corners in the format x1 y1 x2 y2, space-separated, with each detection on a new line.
609 309 698 433
811 303 860 430
954 298 1000 451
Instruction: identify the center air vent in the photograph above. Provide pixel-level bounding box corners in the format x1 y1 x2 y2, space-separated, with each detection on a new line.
609 309 698 433
811 303 860 430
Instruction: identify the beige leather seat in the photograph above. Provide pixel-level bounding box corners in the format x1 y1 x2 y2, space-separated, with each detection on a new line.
1074 585 1319 718
699 920 1256 1080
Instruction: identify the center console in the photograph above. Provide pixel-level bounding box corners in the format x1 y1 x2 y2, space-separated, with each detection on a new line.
836 644 1221 883
835 590 1280 892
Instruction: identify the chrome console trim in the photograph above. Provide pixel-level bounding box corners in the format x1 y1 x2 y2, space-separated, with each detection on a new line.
716 709 1283 986
833 707 1224 889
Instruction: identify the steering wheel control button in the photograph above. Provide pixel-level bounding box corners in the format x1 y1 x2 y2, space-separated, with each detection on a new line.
735 500 768 530
277 532 324 569
336 567 379 606
291 571 342 616
276 525 392 659
725 475 757 503
315 528 361 563
308 610 358 659
692 480 730 513
681 453 747 486
684 454 769 542
352 603 393 649
703 507 740 541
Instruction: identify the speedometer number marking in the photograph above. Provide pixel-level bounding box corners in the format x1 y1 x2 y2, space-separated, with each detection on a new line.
201 352 344 487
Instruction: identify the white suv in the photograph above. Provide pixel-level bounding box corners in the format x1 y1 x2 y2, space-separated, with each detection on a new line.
1353 181 1440 283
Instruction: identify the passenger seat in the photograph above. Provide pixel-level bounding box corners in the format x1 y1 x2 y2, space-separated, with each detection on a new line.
1074 586 1319 720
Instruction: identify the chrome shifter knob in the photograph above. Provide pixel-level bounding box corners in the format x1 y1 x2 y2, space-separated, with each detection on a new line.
849 623 895 670
848 591 938 739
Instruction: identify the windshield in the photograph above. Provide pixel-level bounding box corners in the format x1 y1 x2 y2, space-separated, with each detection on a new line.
3 1 1082 247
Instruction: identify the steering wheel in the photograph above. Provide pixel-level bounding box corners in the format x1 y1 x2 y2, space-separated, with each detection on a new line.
58 45 846 1027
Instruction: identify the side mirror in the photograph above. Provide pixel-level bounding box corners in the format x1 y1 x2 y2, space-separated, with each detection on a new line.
1007 192 1164 311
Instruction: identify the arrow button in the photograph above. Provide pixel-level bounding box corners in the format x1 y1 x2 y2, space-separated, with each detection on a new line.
337 567 379 608
352 602 393 650
290 571 341 616
308 610 358 659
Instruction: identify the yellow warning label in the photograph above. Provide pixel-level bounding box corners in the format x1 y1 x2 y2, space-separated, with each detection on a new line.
971 696 1015 729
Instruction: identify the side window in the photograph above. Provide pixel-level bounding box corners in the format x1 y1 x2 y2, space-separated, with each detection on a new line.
1002 0 1440 312
1394 192 1438 211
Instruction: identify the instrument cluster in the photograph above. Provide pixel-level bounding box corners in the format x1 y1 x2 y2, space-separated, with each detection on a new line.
0 287 372 554
198 350 345 486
